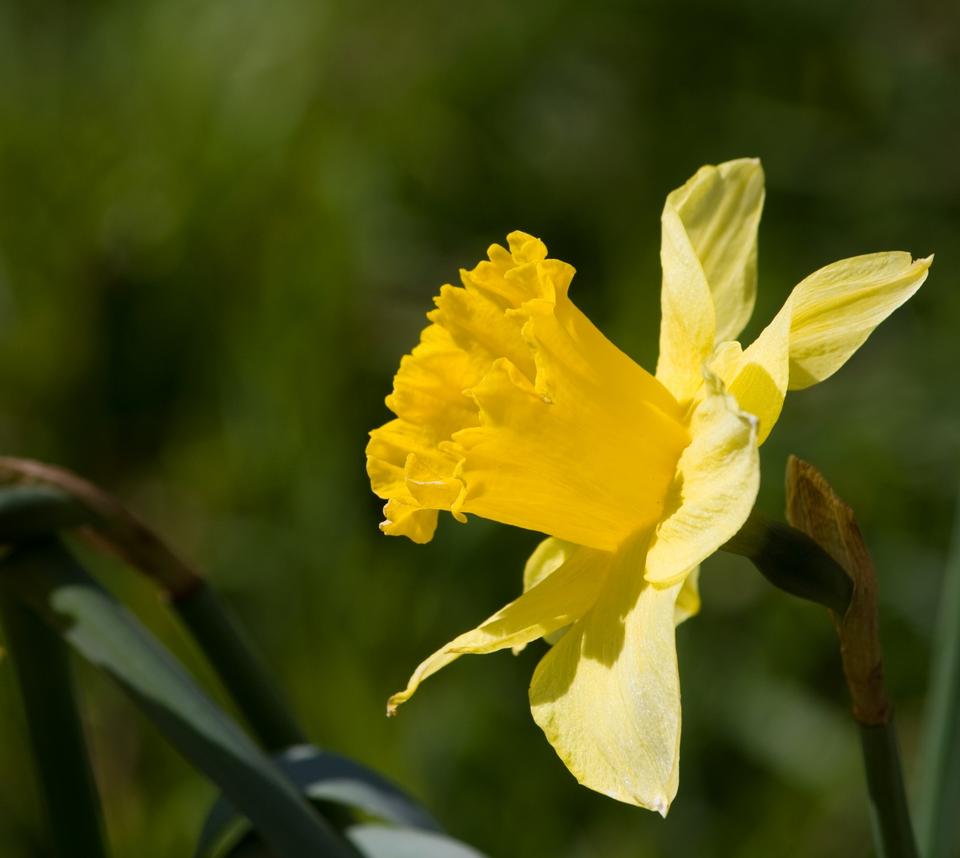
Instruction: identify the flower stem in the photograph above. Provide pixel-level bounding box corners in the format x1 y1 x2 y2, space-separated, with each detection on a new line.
860 719 919 858
727 458 922 858
0 580 109 858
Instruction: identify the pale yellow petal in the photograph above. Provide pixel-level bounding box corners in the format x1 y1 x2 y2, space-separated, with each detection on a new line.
529 535 682 813
513 538 584 653
674 566 701 625
388 544 610 714
787 252 932 389
720 303 792 446
645 374 760 585
656 158 765 401
521 537 574 592
655 201 716 402
713 251 932 444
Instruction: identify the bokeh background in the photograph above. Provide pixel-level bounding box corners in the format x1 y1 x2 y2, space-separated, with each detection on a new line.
1 1 959 855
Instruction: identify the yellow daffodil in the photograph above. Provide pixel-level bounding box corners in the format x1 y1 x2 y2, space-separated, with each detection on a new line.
366 158 931 814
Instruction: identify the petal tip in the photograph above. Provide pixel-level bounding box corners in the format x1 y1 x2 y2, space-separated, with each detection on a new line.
386 693 406 717
651 795 670 818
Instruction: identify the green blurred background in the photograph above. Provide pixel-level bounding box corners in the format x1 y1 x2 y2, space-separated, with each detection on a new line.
1 0 958 855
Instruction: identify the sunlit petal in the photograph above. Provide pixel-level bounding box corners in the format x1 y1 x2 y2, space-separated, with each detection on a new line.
787 252 932 388
530 535 682 813
714 252 932 443
674 566 701 625
388 543 610 713
645 373 760 585
656 159 765 401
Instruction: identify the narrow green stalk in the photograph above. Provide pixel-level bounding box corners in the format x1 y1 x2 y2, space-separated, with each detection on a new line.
861 720 919 858
174 582 306 751
0 581 109 858
727 495 918 858
917 483 960 858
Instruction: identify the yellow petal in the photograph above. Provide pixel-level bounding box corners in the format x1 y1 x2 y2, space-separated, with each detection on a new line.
655 198 715 403
529 534 682 813
674 565 701 625
719 306 792 445
521 537 573 592
516 538 697 640
513 538 584 653
387 543 610 713
645 373 760 585
787 252 932 389
714 252 932 444
656 158 765 401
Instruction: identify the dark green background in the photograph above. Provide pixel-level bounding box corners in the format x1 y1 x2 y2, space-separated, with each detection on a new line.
1 1 958 855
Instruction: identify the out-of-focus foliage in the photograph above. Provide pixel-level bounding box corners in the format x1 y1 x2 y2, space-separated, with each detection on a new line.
0 1 958 856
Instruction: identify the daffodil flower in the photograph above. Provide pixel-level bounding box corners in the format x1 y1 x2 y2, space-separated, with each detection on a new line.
366 159 931 814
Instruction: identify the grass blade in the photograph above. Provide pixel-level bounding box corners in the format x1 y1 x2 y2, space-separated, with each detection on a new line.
0 584 109 858
918 484 960 857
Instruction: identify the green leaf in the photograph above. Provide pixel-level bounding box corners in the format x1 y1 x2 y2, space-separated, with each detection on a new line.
0 539 352 858
201 824 489 858
918 479 960 857
345 825 488 858
195 746 487 858
0 586 108 858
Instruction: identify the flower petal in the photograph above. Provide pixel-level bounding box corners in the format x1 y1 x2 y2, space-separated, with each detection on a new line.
645 373 760 585
513 538 588 653
387 543 610 714
529 535 682 813
717 308 791 446
656 159 765 401
674 566 701 625
655 201 715 403
714 251 932 444
786 252 932 389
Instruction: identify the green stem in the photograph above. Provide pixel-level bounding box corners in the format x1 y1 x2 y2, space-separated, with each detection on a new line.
727 509 918 858
174 582 307 751
0 578 109 858
917 483 960 858
860 720 919 858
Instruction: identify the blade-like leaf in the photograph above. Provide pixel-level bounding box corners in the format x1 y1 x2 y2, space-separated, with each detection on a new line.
196 745 443 858
918 478 960 857
0 586 108 858
199 821 488 858
346 825 488 858
0 539 352 858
